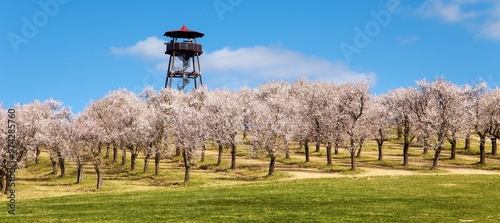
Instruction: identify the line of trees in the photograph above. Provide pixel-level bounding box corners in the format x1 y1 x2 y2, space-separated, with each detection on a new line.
1 77 499 189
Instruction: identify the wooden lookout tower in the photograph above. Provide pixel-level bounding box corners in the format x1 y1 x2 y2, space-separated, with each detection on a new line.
164 25 204 90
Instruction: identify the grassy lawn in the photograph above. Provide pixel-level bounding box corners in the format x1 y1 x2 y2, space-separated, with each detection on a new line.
3 175 500 222
2 134 500 222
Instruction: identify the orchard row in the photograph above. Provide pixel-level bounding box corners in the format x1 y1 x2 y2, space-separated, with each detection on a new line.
0 77 499 189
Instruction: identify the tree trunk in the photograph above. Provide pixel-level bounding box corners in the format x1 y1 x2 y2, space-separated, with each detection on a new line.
58 157 65 177
479 135 486 164
95 166 102 189
334 142 339 155
143 149 151 173
0 173 4 192
154 150 161 176
356 139 364 158
304 139 310 162
76 163 84 184
326 142 332 165
450 138 457 160
268 156 276 176
491 137 497 155
104 143 110 159
242 122 249 140
423 137 429 154
98 142 102 155
230 142 236 170
216 143 223 166
464 135 471 151
430 145 442 170
397 126 402 140
315 141 320 152
349 140 356 171
377 139 383 161
350 150 356 171
200 143 206 162
121 147 126 166
182 148 191 184
4 171 11 194
131 153 138 170
51 159 58 175
35 146 41 164
285 142 290 159
112 144 117 163
403 141 410 166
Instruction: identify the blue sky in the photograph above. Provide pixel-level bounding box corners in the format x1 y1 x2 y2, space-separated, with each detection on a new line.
1 0 500 113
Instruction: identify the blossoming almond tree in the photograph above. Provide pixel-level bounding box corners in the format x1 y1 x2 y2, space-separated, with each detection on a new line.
252 81 298 176
37 99 73 177
414 78 465 169
0 105 8 192
72 106 105 189
172 89 208 183
336 82 370 171
205 89 244 169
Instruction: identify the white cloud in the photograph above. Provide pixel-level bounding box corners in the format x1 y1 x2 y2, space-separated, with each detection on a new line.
110 36 165 60
416 0 500 40
113 38 375 88
395 36 421 45
418 0 477 22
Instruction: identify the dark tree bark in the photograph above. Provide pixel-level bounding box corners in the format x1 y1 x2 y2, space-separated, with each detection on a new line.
4 171 11 194
326 142 332 165
35 146 41 164
104 143 110 159
304 139 310 162
242 122 249 140
200 143 206 162
143 147 151 173
268 155 276 176
334 142 339 155
376 139 384 161
464 135 471 151
98 142 103 155
491 137 497 155
397 126 402 140
430 145 443 170
76 163 84 184
216 143 223 166
121 146 126 166
182 148 191 184
349 151 356 171
285 142 290 159
315 141 320 153
154 150 161 176
449 137 457 160
479 134 486 164
0 172 4 192
130 145 138 170
349 140 356 171
356 139 364 158
58 157 65 177
51 158 58 175
422 137 429 154
230 142 237 170
403 141 410 167
112 143 118 163
95 165 102 189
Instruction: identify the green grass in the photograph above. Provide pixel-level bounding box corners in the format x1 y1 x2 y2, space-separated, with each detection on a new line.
4 175 500 222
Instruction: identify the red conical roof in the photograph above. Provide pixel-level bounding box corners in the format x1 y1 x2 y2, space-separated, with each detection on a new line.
164 25 204 38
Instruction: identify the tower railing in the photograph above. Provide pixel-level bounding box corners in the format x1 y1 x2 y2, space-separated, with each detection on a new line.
165 42 203 55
